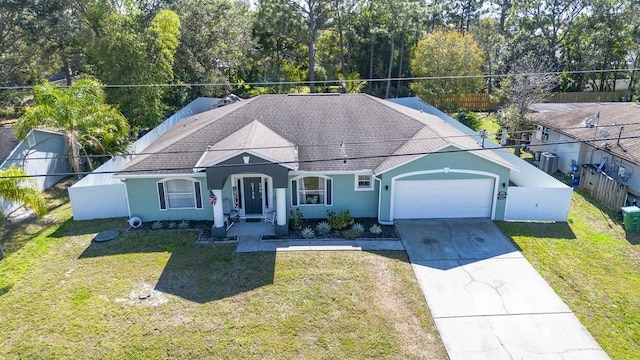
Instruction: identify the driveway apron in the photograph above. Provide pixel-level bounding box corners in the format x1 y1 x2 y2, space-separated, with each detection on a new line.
397 219 609 360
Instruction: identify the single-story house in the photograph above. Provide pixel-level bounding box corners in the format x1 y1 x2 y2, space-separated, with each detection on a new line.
1 127 70 217
530 102 640 207
112 93 569 236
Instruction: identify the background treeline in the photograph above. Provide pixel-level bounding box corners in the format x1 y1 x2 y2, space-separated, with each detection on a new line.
1 0 639 131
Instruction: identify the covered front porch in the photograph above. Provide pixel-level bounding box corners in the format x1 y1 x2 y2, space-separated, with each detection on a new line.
205 152 292 238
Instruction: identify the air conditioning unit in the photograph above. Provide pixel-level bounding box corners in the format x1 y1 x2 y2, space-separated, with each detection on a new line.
539 152 559 174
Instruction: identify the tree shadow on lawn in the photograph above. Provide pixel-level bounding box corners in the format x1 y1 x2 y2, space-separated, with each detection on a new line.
573 189 640 245
50 217 130 238
495 221 577 240
79 233 276 304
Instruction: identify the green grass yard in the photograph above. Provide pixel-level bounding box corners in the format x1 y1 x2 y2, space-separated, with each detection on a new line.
0 181 446 359
497 191 640 360
3 176 640 359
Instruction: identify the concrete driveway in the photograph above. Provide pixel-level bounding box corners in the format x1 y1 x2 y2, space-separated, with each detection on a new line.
397 219 609 360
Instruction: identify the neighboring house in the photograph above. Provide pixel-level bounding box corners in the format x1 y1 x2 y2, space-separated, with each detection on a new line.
108 94 569 236
1 127 70 216
530 102 640 208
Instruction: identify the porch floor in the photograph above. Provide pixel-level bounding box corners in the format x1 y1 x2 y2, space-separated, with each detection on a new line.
226 219 275 237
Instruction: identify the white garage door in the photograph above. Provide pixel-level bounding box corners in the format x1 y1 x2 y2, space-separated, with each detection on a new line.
393 178 494 219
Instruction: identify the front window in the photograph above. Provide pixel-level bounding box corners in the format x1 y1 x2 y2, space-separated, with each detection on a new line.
292 176 332 206
157 178 203 210
355 174 373 191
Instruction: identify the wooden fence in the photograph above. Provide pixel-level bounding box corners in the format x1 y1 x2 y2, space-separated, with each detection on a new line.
419 94 498 112
420 91 625 112
579 166 628 211
548 91 624 103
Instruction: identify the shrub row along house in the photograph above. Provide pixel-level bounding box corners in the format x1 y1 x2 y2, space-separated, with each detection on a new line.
530 102 640 210
86 94 570 236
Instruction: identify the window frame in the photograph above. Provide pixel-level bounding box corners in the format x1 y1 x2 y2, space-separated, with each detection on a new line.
291 175 333 207
157 178 203 211
27 133 36 148
354 173 374 191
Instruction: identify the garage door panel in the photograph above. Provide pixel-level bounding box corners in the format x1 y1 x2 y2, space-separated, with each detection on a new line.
393 178 494 219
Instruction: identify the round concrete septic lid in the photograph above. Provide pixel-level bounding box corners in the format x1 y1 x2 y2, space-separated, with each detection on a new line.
93 230 119 242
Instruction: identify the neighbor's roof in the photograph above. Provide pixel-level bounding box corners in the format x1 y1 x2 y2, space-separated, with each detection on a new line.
532 102 640 165
0 127 19 162
529 102 618 113
120 94 513 175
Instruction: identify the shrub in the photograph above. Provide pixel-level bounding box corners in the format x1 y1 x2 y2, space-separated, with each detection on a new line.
178 220 190 229
326 209 354 230
168 222 177 229
341 229 361 240
151 221 164 230
456 108 481 130
369 224 383 235
316 221 331 236
289 208 304 230
352 222 365 234
301 227 315 239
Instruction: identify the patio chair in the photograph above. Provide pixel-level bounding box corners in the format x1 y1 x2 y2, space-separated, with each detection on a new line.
223 198 239 230
263 210 276 224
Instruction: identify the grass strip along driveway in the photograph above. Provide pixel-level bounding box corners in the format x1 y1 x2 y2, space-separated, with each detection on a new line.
497 190 640 360
0 182 446 359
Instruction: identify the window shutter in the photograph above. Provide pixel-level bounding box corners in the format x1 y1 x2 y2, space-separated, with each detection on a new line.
157 182 166 210
194 181 202 209
326 178 332 205
291 179 298 206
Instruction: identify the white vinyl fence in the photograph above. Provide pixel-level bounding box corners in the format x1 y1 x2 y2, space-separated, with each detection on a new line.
505 186 573 222
69 97 223 220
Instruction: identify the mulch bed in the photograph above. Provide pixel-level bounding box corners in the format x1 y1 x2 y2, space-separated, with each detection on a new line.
126 218 398 241
264 218 399 240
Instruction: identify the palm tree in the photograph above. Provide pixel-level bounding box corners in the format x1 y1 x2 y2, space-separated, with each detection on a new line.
16 78 130 176
338 72 367 94
0 166 48 260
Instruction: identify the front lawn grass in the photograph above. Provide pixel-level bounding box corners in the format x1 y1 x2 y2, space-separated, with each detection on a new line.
0 181 446 359
497 190 640 360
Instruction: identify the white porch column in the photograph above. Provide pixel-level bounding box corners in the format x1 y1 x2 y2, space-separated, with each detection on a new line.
275 188 287 235
212 189 224 230
276 188 286 225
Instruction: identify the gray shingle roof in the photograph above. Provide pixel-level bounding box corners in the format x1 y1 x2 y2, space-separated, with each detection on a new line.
195 120 298 169
532 103 640 165
120 94 511 175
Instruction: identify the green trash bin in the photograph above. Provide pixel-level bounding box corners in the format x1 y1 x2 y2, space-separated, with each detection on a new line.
621 206 640 231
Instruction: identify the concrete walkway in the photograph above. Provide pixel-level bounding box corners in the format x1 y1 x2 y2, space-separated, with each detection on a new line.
396 219 609 360
236 237 404 253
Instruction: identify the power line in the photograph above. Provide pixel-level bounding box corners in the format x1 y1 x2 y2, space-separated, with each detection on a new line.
1 68 639 90
4 119 640 162
4 134 640 179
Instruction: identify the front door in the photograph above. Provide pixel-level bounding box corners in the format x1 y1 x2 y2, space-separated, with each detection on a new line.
243 177 263 215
